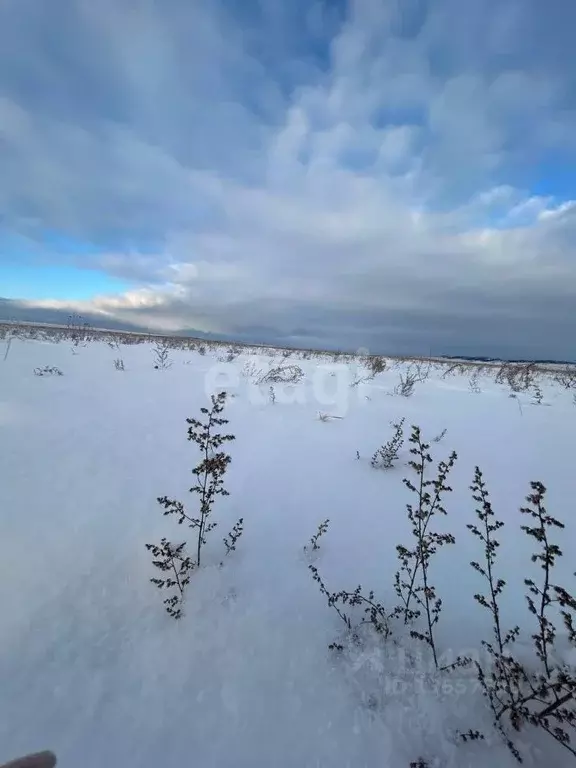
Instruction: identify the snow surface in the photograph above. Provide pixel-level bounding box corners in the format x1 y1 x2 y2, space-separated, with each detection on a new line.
0 336 575 767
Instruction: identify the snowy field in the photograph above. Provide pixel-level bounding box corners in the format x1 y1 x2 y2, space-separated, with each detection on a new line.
1 332 575 768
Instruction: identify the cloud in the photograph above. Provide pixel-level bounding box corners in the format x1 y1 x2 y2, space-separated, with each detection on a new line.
0 0 575 359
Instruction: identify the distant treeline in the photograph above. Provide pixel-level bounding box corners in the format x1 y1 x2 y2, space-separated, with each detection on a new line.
439 354 575 365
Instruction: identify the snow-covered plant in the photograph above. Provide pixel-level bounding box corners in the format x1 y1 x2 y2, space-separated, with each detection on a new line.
113 358 125 371
350 356 386 388
496 363 537 394
152 339 172 370
441 363 463 380
304 519 330 556
33 366 64 377
269 386 276 404
67 313 91 348
554 368 576 391
309 565 394 649
145 539 194 620
317 411 343 422
307 519 393 645
520 363 538 391
432 428 447 444
223 518 244 558
350 372 372 388
147 392 241 618
411 361 432 382
394 370 419 397
495 363 512 389
257 364 304 385
310 425 456 660
241 360 263 381
371 418 405 469
469 371 481 393
394 426 457 668
469 471 576 761
532 385 543 405
368 356 386 375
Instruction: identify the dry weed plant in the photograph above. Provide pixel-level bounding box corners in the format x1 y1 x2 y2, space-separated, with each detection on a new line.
33 366 63 377
496 363 537 394
152 339 173 370
309 429 576 762
432 428 447 444
146 392 243 618
318 412 343 422
469 371 481 393
257 364 304 385
242 360 265 381
469 471 576 760
304 519 330 556
393 427 458 668
67 313 91 349
554 368 576 391
371 418 405 469
394 371 417 397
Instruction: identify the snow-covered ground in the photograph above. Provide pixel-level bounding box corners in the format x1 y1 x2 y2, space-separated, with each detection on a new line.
0 335 575 767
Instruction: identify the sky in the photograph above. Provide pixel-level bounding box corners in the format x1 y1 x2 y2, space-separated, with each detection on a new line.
0 0 575 360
